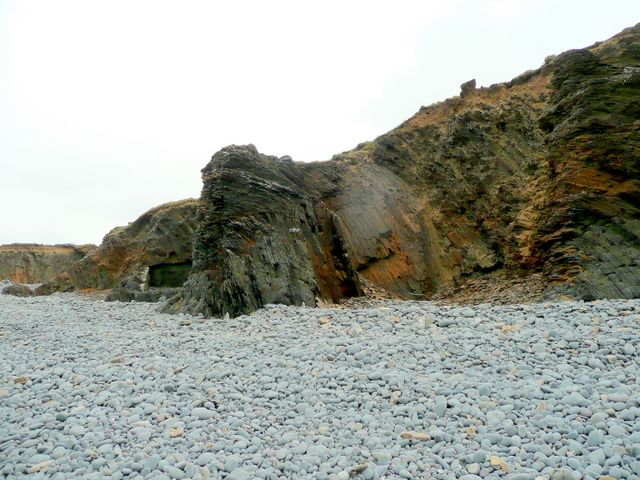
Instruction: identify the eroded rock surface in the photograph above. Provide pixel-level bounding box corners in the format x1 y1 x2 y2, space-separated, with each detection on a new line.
0 244 95 284
163 146 361 317
20 24 639 313
2 282 36 297
168 24 640 317
37 199 199 296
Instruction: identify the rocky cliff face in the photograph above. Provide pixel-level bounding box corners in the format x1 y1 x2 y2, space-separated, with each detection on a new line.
0 244 95 284
162 146 361 317
37 199 199 295
530 30 640 300
167 24 640 317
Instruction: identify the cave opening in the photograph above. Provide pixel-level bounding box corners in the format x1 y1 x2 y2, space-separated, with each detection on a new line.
148 262 192 288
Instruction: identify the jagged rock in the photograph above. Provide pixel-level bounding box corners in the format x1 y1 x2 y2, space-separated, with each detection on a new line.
104 276 143 302
136 288 182 303
37 199 198 295
529 30 640 300
167 24 639 317
0 244 95 284
162 145 362 317
460 78 476 97
17 24 639 313
106 284 180 303
2 282 35 297
105 272 181 303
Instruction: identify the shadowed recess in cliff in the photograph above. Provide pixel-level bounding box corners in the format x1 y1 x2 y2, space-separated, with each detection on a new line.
148 262 192 288
34 199 199 296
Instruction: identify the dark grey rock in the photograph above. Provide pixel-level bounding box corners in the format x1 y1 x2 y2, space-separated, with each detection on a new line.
162 145 362 318
2 283 35 297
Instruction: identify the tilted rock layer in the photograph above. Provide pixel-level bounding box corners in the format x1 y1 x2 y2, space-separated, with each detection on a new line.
169 24 640 317
163 147 361 317
0 244 95 284
37 199 199 295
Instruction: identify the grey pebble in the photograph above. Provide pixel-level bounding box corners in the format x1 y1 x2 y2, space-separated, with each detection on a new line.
1 293 639 479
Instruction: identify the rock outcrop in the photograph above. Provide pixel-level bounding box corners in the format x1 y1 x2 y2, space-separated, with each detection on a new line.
0 244 95 284
460 78 477 97
162 146 361 317
37 199 199 296
166 23 640 317
2 282 36 297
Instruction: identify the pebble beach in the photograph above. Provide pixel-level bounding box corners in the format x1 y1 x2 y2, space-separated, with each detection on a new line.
1 292 640 479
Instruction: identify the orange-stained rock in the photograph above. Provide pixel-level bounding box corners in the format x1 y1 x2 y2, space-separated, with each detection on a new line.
36 199 199 295
29 24 640 311
169 23 640 316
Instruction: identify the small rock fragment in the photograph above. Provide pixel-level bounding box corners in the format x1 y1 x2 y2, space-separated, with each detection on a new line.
28 460 53 473
400 431 431 441
490 455 509 473
467 463 481 474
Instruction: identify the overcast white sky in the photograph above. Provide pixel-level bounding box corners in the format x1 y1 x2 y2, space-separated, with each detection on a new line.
1 1 639 245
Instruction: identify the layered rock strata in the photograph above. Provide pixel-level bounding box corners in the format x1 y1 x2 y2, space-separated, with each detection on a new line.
37 199 199 296
167 24 640 317
0 244 95 284
163 146 362 317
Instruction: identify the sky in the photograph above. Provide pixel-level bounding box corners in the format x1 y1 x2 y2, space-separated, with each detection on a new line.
1 0 639 245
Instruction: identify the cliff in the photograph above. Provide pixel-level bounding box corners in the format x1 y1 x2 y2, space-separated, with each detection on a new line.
0 244 95 284
36 199 199 295
162 147 361 317
165 23 640 317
